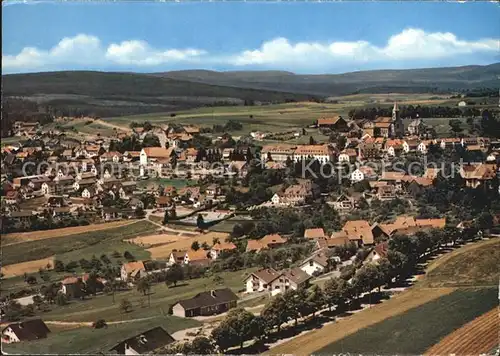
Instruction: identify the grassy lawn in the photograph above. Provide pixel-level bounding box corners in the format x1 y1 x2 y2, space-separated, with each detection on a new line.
34 268 256 323
2 220 156 266
1 316 200 354
316 288 498 355
423 239 500 288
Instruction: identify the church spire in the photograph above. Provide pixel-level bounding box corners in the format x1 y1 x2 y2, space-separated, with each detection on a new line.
393 101 399 112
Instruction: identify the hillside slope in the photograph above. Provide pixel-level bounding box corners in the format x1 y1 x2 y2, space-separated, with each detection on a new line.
2 71 317 117
157 63 500 96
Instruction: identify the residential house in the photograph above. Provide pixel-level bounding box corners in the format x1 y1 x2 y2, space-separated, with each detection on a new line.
304 228 325 240
121 261 147 281
351 166 377 183
379 216 446 236
417 140 434 154
209 242 237 259
244 267 311 296
110 327 175 355
168 250 187 266
317 116 348 131
184 249 211 266
100 151 123 163
440 138 462 150
171 288 238 318
385 139 405 157
330 194 356 212
246 234 287 252
60 277 85 299
363 242 389 265
81 187 97 199
377 184 396 201
338 148 357 163
73 178 96 191
1 319 50 344
460 164 497 188
299 250 331 276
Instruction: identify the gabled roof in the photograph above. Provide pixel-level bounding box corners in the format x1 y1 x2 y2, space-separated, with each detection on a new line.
211 242 237 251
110 327 175 354
2 319 50 341
142 147 173 158
304 228 326 239
249 268 281 284
318 116 344 126
122 261 146 274
174 288 238 311
185 249 209 261
260 234 287 245
283 267 312 285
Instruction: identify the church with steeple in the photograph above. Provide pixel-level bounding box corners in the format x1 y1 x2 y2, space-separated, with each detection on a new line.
368 102 405 138
391 102 404 138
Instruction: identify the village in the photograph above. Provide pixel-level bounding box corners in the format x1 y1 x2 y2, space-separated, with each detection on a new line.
2 96 500 354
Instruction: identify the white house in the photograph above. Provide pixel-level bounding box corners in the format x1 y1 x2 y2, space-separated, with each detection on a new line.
363 242 388 265
244 267 311 296
350 166 376 183
298 251 330 276
81 187 96 198
1 319 51 344
458 100 467 107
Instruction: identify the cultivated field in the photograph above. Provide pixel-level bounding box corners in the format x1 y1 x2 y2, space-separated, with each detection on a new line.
425 307 499 356
314 288 498 355
125 230 198 248
2 220 156 266
1 220 135 246
423 238 500 287
1 257 55 278
268 287 455 355
146 231 230 259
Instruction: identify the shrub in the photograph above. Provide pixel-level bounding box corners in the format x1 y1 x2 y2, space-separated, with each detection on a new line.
92 319 107 329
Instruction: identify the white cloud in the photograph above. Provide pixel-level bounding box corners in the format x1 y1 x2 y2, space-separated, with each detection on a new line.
230 28 499 66
2 28 499 73
2 34 207 72
105 40 205 66
3 34 103 71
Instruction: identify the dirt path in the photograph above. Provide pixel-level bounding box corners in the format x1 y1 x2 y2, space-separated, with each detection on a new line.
94 119 132 133
43 316 160 327
425 307 500 355
267 287 455 355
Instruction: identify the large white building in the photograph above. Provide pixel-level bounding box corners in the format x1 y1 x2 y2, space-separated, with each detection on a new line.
293 144 333 163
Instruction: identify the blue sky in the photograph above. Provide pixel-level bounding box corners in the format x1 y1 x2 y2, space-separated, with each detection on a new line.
3 1 500 74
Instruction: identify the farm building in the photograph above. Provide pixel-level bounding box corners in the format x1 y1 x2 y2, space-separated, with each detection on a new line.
171 288 238 317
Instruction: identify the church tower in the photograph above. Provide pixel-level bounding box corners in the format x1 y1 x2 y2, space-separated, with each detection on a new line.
391 102 404 138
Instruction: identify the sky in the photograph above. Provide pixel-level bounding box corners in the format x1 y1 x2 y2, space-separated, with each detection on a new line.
2 1 500 74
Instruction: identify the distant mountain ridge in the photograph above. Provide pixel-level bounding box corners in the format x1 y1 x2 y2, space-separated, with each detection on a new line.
154 63 500 96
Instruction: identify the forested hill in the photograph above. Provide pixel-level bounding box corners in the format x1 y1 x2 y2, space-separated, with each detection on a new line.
156 63 500 96
2 71 318 119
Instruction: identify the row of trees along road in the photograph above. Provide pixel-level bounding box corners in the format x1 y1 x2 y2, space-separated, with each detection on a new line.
175 226 480 353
